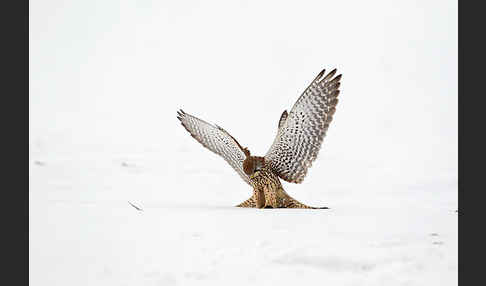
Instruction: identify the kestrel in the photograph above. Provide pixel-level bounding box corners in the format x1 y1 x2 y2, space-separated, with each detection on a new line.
177 68 342 209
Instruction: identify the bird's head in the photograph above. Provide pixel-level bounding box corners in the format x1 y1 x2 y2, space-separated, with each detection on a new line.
243 152 265 176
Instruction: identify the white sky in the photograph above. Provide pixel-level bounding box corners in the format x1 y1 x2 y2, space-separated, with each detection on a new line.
30 0 457 190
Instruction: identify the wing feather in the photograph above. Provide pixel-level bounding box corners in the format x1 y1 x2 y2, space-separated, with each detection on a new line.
177 110 251 185
264 69 342 184
278 110 288 129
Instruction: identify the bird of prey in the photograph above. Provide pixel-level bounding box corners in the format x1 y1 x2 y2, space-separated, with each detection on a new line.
177 68 342 209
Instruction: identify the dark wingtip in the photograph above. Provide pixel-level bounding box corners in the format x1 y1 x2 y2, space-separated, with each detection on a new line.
320 68 337 82
177 109 186 121
328 68 337 77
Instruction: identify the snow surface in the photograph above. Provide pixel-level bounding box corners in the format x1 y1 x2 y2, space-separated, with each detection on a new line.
30 0 457 285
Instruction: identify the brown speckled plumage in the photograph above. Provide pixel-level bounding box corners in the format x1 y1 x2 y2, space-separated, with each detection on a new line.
177 68 342 209
238 161 323 209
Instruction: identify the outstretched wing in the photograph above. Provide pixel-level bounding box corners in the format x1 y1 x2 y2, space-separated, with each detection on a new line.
177 110 251 185
265 68 342 184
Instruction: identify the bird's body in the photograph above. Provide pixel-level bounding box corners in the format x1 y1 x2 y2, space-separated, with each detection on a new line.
238 161 321 209
177 68 342 209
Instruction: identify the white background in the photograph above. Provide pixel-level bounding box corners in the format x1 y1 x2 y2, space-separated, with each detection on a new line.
30 0 457 285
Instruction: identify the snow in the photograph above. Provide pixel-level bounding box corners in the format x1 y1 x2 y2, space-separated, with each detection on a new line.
29 152 457 286
30 0 457 285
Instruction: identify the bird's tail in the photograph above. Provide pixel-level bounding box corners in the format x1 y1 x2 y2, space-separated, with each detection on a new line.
283 194 329 209
236 196 256 208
